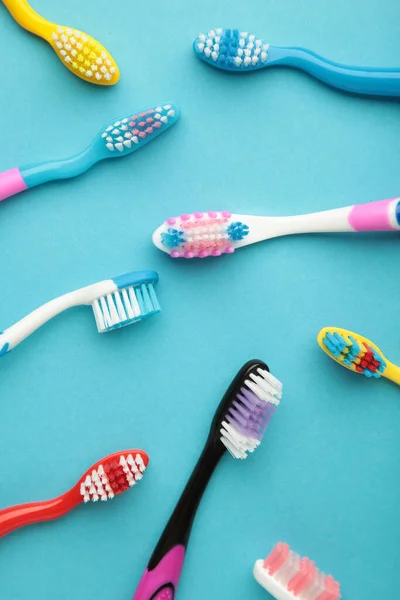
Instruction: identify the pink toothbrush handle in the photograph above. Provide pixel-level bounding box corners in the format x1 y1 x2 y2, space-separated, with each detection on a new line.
0 168 28 201
348 197 400 231
132 546 185 600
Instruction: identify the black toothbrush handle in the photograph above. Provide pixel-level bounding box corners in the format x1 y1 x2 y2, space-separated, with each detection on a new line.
132 440 225 600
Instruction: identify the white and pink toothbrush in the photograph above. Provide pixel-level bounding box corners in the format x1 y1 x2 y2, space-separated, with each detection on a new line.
152 197 400 258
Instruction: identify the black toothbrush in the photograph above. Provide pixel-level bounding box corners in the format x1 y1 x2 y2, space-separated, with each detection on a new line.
132 359 283 600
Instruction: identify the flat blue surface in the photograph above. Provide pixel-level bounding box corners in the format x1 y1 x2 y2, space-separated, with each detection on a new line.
0 1 399 598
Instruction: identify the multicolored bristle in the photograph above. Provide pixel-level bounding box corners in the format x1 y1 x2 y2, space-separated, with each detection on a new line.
220 367 282 459
254 542 341 600
100 104 178 154
321 330 386 378
194 28 269 70
159 211 250 258
79 452 147 503
50 26 119 84
92 282 160 333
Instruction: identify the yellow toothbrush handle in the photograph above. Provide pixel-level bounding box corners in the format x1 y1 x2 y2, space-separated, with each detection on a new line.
385 363 400 386
2 0 53 38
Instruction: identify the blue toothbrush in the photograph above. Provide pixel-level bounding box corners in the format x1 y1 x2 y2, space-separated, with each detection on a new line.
0 103 180 202
193 28 400 97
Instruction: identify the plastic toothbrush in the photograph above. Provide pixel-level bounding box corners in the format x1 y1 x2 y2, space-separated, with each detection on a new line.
0 450 149 538
152 197 400 258
2 0 120 84
132 359 283 600
0 270 160 358
193 28 400 97
0 103 179 202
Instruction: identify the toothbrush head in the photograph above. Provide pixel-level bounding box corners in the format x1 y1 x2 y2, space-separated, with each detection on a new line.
92 270 161 333
254 542 341 600
49 26 119 85
194 28 269 71
212 360 282 460
153 210 250 258
95 103 180 159
318 327 388 378
78 450 149 503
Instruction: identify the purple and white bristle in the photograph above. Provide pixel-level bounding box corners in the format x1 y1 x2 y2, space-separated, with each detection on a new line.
220 367 282 459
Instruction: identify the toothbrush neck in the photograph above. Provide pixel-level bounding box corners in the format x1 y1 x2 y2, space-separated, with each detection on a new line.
3 0 50 37
20 147 96 189
3 289 84 351
0 490 76 538
267 45 400 95
148 440 225 570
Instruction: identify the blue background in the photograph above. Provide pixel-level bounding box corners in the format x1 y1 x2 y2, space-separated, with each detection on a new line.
0 0 399 598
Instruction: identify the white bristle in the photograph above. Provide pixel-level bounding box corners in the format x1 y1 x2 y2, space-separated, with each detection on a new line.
80 464 112 503
219 367 283 460
51 28 117 81
135 453 146 472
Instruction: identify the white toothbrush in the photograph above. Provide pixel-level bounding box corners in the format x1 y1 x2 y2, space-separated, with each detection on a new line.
152 198 400 258
0 270 160 357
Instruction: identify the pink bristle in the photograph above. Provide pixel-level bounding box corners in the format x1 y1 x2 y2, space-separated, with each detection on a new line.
287 557 316 596
316 575 341 600
263 542 290 575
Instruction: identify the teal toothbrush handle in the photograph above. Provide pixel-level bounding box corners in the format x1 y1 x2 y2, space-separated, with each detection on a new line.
0 147 98 202
267 45 400 96
20 145 98 189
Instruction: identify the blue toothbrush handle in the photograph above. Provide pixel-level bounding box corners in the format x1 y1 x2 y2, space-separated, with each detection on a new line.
268 45 400 96
20 147 97 190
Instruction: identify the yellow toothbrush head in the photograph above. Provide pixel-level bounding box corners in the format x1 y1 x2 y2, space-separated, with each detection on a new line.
49 26 119 85
317 327 388 379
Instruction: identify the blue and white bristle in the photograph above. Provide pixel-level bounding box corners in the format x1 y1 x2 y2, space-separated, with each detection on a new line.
194 29 269 70
92 283 160 333
221 367 282 459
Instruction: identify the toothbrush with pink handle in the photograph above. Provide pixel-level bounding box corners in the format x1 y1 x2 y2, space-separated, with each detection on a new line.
0 103 180 203
152 197 400 259
132 360 283 599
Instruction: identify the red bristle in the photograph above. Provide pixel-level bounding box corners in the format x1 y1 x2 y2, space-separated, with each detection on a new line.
104 459 129 494
355 365 363 373
368 364 377 372
360 359 368 368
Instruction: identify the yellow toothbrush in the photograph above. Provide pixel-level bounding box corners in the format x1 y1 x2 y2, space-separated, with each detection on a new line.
318 327 400 385
2 0 120 85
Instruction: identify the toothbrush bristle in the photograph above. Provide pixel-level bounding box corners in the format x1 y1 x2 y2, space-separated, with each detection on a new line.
101 105 178 153
322 331 387 378
92 283 160 333
220 367 282 459
194 28 269 70
261 543 341 600
79 453 147 503
160 211 249 258
50 26 119 84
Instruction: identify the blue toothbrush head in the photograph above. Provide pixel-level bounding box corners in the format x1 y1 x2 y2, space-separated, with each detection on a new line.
193 29 269 71
95 103 180 159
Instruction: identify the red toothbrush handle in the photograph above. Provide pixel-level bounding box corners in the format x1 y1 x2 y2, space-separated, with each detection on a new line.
0 488 80 537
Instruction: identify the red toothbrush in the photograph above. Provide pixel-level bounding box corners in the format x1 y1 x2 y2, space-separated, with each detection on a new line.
0 449 149 538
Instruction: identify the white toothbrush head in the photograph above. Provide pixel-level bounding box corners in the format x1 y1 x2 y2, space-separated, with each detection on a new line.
152 211 251 258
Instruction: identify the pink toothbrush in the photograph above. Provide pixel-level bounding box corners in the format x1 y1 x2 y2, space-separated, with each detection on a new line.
152 197 400 258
